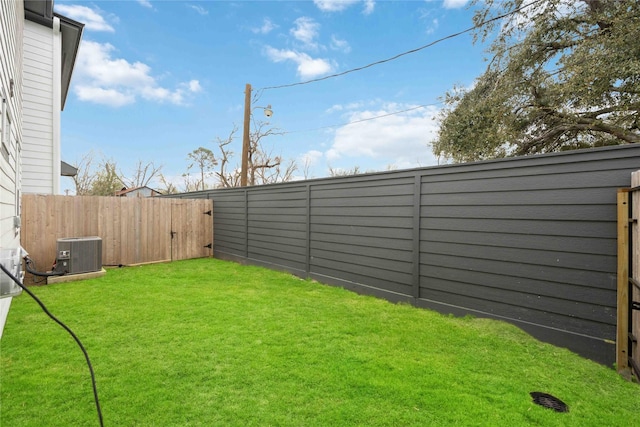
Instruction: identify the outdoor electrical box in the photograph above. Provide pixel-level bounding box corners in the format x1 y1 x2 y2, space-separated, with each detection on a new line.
55 237 102 275
0 248 24 299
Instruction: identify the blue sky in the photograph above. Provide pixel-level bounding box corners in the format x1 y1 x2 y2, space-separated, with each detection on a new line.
54 0 489 192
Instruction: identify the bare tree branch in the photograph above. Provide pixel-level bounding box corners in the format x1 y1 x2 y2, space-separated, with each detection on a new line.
121 160 163 188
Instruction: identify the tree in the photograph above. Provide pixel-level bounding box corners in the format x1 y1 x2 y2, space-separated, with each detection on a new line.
434 0 640 163
187 147 217 191
180 173 205 192
212 122 296 188
213 125 241 188
72 151 97 195
156 173 179 195
247 121 295 186
121 160 163 188
328 166 362 177
90 159 123 196
71 152 163 195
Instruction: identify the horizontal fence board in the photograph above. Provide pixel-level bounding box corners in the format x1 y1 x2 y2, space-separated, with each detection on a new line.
422 229 615 256
249 214 307 224
422 188 617 206
311 247 413 279
249 237 306 254
420 240 615 273
422 287 614 340
250 204 307 216
311 183 414 199
249 240 307 258
312 206 412 218
422 170 629 193
247 249 306 271
249 227 306 241
312 233 412 251
214 220 245 232
420 275 614 325
249 190 307 200
214 220 246 231
419 252 615 290
311 215 413 228
311 194 414 207
312 240 412 263
215 241 245 254
421 264 615 305
421 218 614 238
247 221 306 238
422 204 613 221
311 223 414 240
311 264 412 296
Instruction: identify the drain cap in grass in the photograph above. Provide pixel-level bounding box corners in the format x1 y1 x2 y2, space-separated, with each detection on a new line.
530 391 569 412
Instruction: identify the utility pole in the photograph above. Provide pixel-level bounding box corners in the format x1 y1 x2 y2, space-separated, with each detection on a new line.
241 83 251 187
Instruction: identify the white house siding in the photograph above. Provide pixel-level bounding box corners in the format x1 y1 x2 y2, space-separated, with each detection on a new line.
0 0 25 337
22 18 58 194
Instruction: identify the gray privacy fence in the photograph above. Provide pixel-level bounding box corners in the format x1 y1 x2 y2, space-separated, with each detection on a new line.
169 145 640 365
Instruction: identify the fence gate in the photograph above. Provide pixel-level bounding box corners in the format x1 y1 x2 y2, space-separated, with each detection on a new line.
617 171 640 380
170 201 214 261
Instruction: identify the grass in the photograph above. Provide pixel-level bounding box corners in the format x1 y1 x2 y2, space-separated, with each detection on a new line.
1 258 639 426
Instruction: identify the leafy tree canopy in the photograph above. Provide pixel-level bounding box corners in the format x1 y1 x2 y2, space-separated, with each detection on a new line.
434 0 640 163
90 160 123 196
187 147 217 191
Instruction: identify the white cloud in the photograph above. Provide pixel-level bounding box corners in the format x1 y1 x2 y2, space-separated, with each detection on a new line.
185 80 202 93
75 86 134 107
443 0 468 9
502 0 579 36
314 0 375 14
291 17 320 48
426 18 439 35
296 150 325 180
300 150 324 166
330 35 351 53
252 18 277 34
73 41 200 107
137 0 152 8
54 5 114 32
314 0 357 12
362 0 375 15
264 46 334 79
188 4 209 15
324 103 440 169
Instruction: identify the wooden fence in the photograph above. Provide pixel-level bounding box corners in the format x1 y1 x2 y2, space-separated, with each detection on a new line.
21 195 213 280
617 170 640 380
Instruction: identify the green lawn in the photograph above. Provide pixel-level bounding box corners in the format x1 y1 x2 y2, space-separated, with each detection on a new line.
1 258 638 426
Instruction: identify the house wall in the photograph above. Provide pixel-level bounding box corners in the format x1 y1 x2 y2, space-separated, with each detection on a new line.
21 18 59 195
169 144 640 365
0 0 25 337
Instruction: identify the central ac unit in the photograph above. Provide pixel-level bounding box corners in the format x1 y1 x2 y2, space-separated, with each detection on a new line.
55 237 102 274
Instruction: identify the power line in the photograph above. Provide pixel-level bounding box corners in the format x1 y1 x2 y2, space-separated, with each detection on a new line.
282 102 442 135
259 0 544 91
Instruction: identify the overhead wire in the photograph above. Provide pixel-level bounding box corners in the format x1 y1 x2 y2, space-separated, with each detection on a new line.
259 0 545 91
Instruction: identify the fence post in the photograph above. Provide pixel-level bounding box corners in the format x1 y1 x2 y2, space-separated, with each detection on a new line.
412 174 422 300
244 189 249 260
631 171 640 379
616 189 630 375
305 184 311 278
